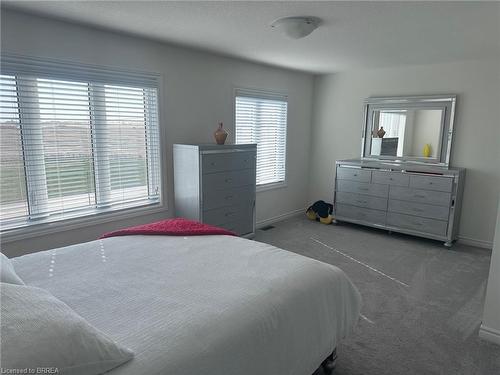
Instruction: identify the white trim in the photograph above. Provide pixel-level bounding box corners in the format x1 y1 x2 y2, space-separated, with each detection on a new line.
458 236 493 249
256 208 303 229
234 87 288 101
1 53 161 88
0 203 166 243
479 324 500 345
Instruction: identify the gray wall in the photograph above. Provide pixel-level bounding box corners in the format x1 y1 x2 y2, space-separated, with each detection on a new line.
1 11 314 256
310 59 500 247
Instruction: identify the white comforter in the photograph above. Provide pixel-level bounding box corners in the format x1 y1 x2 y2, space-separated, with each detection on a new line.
12 235 361 375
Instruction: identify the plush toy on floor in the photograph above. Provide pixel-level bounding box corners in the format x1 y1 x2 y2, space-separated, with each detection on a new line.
306 200 334 224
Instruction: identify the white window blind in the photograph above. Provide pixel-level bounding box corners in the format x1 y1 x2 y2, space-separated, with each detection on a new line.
235 89 287 186
0 55 161 231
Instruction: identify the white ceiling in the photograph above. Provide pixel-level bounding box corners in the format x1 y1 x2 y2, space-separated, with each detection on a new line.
3 1 500 74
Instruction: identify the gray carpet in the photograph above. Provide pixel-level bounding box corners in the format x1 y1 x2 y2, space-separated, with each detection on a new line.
254 216 500 375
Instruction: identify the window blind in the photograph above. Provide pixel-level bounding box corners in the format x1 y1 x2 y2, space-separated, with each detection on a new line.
0 55 161 230
235 89 287 186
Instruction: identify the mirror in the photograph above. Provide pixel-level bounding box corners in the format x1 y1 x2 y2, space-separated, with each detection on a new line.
362 95 456 166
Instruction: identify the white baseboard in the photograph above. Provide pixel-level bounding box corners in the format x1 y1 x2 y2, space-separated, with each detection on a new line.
256 208 304 229
458 236 493 249
479 324 500 345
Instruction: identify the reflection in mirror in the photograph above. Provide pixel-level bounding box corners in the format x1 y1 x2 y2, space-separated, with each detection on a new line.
370 109 443 159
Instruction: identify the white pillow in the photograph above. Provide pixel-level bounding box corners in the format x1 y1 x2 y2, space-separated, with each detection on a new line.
0 252 24 285
0 283 134 375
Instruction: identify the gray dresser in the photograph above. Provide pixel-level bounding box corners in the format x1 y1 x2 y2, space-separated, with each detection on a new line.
334 159 465 246
173 144 257 237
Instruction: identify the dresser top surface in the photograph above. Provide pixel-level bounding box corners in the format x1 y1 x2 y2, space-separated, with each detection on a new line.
337 158 464 174
174 143 256 151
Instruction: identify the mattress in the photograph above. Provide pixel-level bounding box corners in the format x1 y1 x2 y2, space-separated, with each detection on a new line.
12 235 361 375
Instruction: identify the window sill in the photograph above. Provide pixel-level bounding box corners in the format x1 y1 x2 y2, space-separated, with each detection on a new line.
256 181 287 193
0 201 166 244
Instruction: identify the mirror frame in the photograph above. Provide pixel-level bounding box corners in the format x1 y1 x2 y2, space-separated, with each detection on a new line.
361 95 457 167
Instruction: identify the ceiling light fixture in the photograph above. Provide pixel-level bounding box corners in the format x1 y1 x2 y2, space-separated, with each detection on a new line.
271 16 321 39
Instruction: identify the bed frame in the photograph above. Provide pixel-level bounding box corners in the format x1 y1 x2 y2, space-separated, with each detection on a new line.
312 349 337 375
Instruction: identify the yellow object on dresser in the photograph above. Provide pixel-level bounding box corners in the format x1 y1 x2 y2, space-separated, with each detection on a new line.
423 143 432 157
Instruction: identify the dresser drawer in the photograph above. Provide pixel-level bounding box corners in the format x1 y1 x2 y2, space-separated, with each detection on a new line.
203 185 255 210
336 167 372 183
337 180 389 198
336 204 386 225
409 174 453 192
389 186 451 207
202 151 256 174
336 192 387 211
203 169 256 191
388 199 450 221
217 219 254 236
203 203 253 230
372 171 409 187
387 212 448 236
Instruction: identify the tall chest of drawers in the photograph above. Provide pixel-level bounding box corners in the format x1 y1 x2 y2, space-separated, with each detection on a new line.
334 159 465 246
174 144 257 237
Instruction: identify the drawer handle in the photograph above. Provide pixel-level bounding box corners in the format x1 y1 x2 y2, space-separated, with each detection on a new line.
356 200 368 204
225 195 233 200
225 178 232 183
389 177 393 181
412 208 424 212
429 182 433 185
353 173 358 177
225 212 236 217
211 162 216 166
412 221 423 226
414 194 426 198
359 188 369 191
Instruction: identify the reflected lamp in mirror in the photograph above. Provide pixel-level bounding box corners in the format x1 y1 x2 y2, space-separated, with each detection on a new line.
361 95 456 167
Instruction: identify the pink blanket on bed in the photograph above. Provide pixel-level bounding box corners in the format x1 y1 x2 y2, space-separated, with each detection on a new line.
100 218 237 239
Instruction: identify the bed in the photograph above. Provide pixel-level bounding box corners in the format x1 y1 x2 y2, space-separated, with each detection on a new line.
11 233 361 375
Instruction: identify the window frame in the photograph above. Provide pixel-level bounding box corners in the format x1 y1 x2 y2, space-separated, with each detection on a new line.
233 87 288 191
0 55 166 241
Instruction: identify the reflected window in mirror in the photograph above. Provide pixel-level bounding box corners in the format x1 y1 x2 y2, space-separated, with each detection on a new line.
370 109 443 159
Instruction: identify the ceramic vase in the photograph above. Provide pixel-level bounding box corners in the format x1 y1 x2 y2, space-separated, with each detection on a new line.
377 127 386 138
214 122 228 145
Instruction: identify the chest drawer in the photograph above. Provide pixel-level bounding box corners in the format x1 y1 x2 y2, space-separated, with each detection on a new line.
388 199 450 221
336 192 387 211
409 174 453 192
203 203 253 228
203 169 256 191
336 204 386 225
337 180 389 198
372 171 409 187
387 212 448 236
336 167 372 183
203 185 255 210
202 151 256 174
217 219 254 236
389 186 451 207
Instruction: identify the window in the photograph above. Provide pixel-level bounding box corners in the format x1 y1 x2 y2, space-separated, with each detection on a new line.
235 89 287 187
0 56 161 231
378 110 407 156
